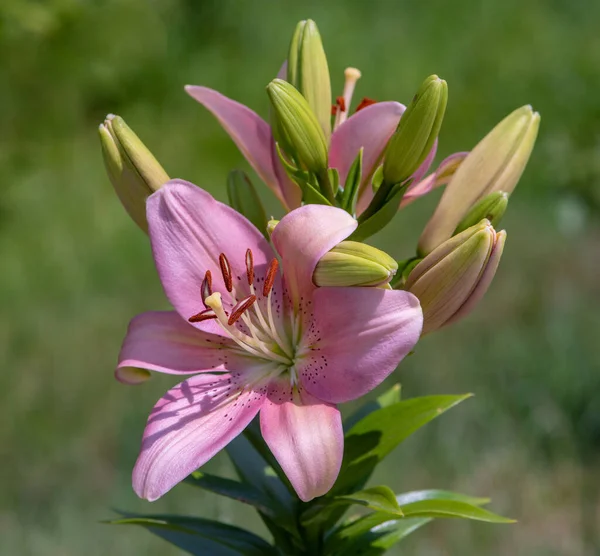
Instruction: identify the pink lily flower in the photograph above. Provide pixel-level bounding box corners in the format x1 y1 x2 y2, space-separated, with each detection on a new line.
185 68 467 217
117 180 423 502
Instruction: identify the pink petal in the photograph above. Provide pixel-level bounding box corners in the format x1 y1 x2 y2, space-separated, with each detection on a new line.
298 287 423 404
271 205 357 304
133 372 266 501
410 139 438 186
147 180 279 333
185 85 286 206
116 311 248 384
330 102 405 189
260 380 343 502
400 152 469 208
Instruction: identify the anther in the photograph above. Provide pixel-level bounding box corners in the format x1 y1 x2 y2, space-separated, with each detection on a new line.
201 270 213 306
228 295 257 326
356 97 377 112
263 258 279 296
189 308 218 323
219 253 233 292
335 96 346 113
245 249 254 286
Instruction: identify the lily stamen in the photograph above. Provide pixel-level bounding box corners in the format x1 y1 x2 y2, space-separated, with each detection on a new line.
219 253 233 292
334 67 362 129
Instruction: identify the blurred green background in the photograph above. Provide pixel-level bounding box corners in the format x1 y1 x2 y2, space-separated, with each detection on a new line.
1 0 599 554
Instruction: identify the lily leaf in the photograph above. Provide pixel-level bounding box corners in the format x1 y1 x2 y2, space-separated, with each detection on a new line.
185 472 278 518
344 383 401 431
106 514 278 556
301 486 402 527
323 489 501 554
324 513 431 555
400 499 515 523
396 489 490 507
334 394 472 494
350 182 407 241
340 148 363 214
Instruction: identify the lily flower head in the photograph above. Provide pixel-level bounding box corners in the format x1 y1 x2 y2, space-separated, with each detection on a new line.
117 180 423 502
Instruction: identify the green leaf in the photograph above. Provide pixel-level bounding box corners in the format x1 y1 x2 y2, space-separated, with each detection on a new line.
324 512 430 555
396 489 490 507
337 486 403 515
350 182 407 241
323 490 501 554
106 514 278 556
301 486 402 528
340 148 363 214
334 394 472 494
185 472 278 518
344 383 401 431
400 499 515 523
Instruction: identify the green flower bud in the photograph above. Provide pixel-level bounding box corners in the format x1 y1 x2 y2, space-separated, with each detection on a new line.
99 115 169 232
287 19 332 141
267 79 328 175
226 170 268 235
454 191 508 234
313 241 398 287
406 220 506 335
418 105 539 255
266 219 279 237
383 75 447 186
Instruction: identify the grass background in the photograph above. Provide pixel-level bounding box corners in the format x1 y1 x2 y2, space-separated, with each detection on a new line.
1 0 599 554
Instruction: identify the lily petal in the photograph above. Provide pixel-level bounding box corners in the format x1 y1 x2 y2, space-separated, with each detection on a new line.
271 205 357 304
185 86 285 205
116 311 249 384
330 101 405 190
147 180 278 333
299 288 423 404
400 152 469 208
260 380 343 502
133 372 266 501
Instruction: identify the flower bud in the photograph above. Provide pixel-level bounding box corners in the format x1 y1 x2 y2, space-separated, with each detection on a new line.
99 115 169 232
313 241 398 287
226 170 268 235
267 79 328 175
418 105 539 255
382 75 447 186
406 220 506 335
287 19 332 141
454 191 508 234
266 219 279 237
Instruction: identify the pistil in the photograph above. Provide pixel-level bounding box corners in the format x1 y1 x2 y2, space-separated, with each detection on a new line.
333 67 362 130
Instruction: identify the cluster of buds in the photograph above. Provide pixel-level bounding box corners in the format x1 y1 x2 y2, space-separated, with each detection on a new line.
99 18 539 337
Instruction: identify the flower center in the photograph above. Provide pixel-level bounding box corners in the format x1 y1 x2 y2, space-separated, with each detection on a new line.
188 249 296 370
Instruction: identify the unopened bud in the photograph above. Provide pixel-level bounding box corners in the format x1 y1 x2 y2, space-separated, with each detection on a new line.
313 241 398 287
454 191 508 234
99 115 169 232
267 79 328 174
419 105 539 255
287 19 332 140
406 220 506 335
383 75 447 186
266 219 279 237
226 170 268 234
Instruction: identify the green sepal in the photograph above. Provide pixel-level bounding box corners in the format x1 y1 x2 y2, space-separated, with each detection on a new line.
333 394 472 495
106 514 278 556
340 148 363 215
